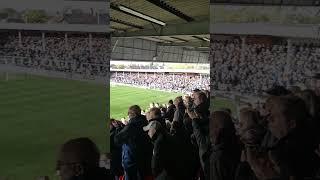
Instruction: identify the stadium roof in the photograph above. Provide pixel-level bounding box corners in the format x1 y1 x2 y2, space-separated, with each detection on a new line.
210 0 320 6
211 23 320 39
111 0 209 48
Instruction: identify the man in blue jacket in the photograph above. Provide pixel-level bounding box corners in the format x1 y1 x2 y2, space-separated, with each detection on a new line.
115 105 153 180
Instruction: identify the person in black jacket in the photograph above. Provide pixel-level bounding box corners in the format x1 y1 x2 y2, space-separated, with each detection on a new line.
187 107 210 180
114 105 153 180
164 100 175 122
173 96 186 123
170 120 199 179
193 91 210 120
56 137 111 180
143 121 187 180
210 111 241 180
110 119 124 179
188 109 241 180
257 96 320 179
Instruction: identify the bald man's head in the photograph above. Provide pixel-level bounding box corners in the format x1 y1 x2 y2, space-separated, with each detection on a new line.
56 137 100 180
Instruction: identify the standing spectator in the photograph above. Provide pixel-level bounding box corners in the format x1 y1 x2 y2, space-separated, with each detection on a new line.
187 107 210 179
114 105 153 180
143 121 187 180
193 91 210 119
311 73 320 96
164 100 175 122
248 96 320 179
146 107 166 130
296 89 320 134
110 119 124 179
173 96 185 123
210 111 241 180
235 109 266 180
170 120 199 179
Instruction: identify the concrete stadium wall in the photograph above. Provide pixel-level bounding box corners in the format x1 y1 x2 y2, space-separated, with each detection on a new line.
0 64 109 85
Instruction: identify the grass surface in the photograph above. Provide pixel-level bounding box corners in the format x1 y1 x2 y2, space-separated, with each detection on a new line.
0 74 108 180
110 85 181 120
211 96 237 116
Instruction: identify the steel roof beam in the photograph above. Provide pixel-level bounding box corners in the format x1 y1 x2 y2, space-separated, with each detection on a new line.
145 0 194 22
110 17 144 29
113 19 209 37
170 36 189 42
111 3 166 26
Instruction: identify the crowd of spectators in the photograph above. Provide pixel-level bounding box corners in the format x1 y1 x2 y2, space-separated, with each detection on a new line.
110 89 211 180
109 74 320 180
211 39 320 95
111 72 210 94
0 32 110 77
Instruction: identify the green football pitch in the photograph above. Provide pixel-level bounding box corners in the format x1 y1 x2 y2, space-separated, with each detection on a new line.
110 85 182 120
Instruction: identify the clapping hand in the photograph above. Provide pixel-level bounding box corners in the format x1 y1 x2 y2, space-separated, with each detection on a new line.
186 108 200 120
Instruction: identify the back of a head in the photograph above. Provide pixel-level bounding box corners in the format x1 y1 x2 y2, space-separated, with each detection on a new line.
193 89 201 93
288 86 301 94
203 90 210 98
183 95 192 104
239 108 261 132
296 89 320 119
194 91 208 105
149 107 161 119
128 105 141 119
219 108 232 116
174 96 183 106
240 108 260 124
210 111 236 145
168 99 173 105
58 137 100 170
265 85 291 96
267 95 309 128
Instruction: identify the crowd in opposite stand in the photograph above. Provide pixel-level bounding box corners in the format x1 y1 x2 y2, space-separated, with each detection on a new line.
0 32 110 77
111 72 210 94
211 39 320 95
